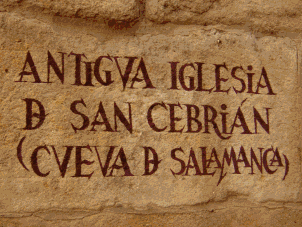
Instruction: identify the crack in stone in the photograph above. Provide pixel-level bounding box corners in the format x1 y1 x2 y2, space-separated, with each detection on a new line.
1 201 302 221
0 204 299 222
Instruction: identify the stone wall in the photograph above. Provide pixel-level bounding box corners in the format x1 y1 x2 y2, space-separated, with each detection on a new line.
0 0 301 226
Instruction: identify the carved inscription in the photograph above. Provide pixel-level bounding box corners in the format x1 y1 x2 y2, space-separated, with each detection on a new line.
15 51 288 185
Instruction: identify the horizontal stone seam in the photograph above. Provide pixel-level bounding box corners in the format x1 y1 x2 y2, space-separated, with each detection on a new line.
2 10 302 38
1 204 302 220
4 1 141 22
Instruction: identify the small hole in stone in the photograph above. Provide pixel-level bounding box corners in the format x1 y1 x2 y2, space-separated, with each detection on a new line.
5 69 8 73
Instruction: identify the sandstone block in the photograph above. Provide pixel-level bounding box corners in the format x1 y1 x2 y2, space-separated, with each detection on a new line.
0 12 300 213
0 0 140 21
145 0 302 33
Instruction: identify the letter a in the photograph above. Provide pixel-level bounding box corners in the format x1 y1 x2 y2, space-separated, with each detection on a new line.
17 51 42 83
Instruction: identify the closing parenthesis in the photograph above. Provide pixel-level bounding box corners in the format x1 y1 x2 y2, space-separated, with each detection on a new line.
282 154 289 181
17 136 29 171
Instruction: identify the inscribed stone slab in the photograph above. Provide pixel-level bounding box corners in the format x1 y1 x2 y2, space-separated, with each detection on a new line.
0 14 300 212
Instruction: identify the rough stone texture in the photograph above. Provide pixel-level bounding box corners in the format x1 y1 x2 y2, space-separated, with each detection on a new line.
0 10 301 209
1 204 302 226
0 0 140 21
146 0 302 34
0 0 302 226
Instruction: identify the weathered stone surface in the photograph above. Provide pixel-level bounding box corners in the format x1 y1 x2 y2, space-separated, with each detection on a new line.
0 10 300 216
145 0 302 34
1 203 302 226
0 0 140 21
